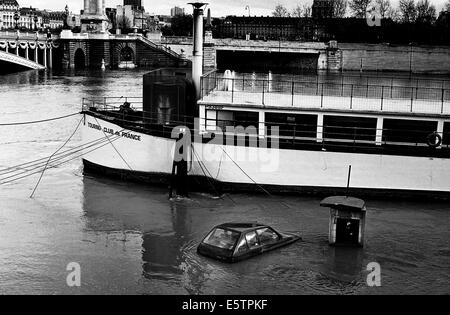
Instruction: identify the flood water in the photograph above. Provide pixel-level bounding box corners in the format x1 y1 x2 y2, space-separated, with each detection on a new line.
0 69 449 295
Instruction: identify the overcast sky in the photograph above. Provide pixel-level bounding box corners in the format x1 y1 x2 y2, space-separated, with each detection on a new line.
19 0 448 17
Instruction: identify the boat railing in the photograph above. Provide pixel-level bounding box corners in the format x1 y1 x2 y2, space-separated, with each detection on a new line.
81 103 450 151
82 97 143 112
200 72 450 115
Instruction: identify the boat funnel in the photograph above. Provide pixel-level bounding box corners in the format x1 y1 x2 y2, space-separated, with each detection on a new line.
189 2 208 99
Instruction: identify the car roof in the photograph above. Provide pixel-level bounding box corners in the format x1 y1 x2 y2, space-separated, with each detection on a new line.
215 222 270 233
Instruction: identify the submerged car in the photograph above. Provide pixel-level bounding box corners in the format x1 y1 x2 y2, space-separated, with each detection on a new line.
197 223 301 263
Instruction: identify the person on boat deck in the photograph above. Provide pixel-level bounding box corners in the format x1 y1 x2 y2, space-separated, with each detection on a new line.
119 101 133 115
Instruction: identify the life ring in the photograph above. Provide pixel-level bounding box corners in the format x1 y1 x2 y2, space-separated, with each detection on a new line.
427 132 442 148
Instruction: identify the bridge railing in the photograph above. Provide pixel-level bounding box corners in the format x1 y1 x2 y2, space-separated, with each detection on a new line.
113 34 185 60
200 71 450 115
137 36 184 60
0 30 57 41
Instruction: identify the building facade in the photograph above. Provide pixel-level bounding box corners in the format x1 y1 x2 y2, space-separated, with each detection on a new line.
0 0 20 29
214 16 318 41
42 10 65 30
124 0 142 10
170 6 185 17
116 4 145 30
18 7 43 30
312 0 335 19
1 1 69 31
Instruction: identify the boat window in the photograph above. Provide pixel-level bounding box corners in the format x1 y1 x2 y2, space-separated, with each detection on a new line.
217 110 234 131
265 113 317 139
245 231 260 249
256 228 280 245
203 228 240 250
235 237 249 254
323 115 377 142
383 119 438 144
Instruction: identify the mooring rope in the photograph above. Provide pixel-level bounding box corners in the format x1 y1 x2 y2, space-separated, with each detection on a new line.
0 112 79 126
30 117 84 198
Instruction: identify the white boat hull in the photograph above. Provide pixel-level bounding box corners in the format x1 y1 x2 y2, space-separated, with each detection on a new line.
82 114 450 196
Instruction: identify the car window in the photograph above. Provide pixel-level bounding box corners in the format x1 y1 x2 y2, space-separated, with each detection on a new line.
256 228 280 245
235 237 249 254
203 228 240 250
245 231 260 249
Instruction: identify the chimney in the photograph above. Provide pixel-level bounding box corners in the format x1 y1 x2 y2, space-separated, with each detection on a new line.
189 2 208 99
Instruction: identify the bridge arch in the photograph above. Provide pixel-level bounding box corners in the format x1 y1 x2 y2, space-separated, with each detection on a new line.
0 50 45 72
112 42 136 68
120 46 135 62
74 48 86 69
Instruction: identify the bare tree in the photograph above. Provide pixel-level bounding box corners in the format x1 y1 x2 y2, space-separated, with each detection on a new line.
303 4 312 17
376 0 392 18
273 4 290 17
292 5 303 17
348 0 371 18
416 0 436 23
334 0 348 17
399 0 417 22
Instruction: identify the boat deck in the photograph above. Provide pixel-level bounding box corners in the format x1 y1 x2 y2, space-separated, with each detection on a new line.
199 73 450 117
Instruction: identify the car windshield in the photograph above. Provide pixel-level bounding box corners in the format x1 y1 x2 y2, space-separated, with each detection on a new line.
203 228 240 250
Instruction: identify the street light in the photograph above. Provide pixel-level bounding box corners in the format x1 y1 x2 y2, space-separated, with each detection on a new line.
34 14 38 31
245 5 250 17
14 11 20 30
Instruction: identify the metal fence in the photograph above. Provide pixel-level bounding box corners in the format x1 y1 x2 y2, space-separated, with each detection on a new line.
201 72 450 114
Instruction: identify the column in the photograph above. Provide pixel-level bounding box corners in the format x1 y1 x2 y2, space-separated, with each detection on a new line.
198 105 206 133
49 47 53 69
191 3 207 99
34 45 38 63
375 117 384 146
97 0 103 15
317 114 324 143
84 0 89 13
258 111 265 138
437 120 444 146
44 47 47 68
25 45 29 59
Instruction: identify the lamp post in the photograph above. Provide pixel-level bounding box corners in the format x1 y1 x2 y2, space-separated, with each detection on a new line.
14 11 20 30
245 5 251 17
34 14 38 31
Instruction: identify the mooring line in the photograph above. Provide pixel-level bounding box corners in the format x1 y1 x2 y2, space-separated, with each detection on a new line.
94 117 133 171
0 112 79 126
219 146 291 209
30 117 84 198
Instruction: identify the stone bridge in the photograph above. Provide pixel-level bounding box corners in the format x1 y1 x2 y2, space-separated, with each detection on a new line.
0 31 59 70
60 31 190 70
163 36 342 72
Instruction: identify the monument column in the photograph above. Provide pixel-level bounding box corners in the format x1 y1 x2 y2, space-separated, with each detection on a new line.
81 0 109 34
97 0 103 15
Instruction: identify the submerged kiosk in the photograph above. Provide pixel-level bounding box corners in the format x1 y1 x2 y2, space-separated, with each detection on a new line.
320 196 367 247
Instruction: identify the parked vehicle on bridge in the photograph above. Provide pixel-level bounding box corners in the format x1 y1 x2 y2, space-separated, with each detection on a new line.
197 223 301 263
